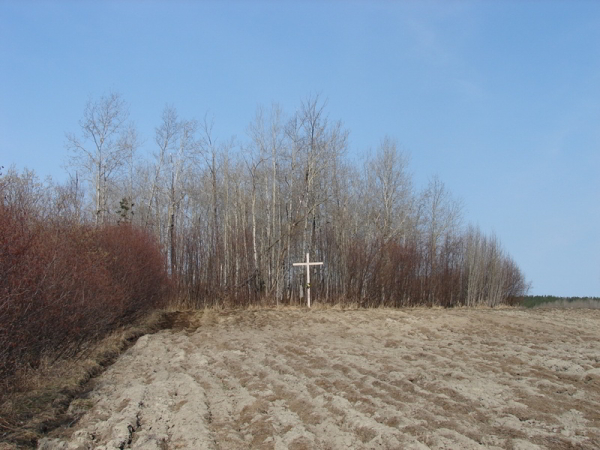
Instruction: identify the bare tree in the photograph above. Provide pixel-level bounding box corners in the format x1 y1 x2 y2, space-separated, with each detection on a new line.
65 92 133 225
150 105 200 275
464 225 485 306
294 96 348 299
244 144 265 293
198 115 221 264
418 176 463 303
53 172 85 223
247 104 287 301
0 167 51 218
366 137 413 243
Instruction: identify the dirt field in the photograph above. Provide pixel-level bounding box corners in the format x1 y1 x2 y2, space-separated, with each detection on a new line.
37 308 600 449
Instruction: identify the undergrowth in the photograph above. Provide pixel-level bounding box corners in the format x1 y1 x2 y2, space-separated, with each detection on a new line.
0 311 176 449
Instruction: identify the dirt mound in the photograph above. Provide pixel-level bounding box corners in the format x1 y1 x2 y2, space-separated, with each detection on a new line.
38 308 600 449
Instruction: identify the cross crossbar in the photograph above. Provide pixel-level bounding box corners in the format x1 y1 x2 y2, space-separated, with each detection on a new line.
292 253 323 308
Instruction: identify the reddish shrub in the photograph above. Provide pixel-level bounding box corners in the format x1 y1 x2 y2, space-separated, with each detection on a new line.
0 201 170 382
95 224 171 321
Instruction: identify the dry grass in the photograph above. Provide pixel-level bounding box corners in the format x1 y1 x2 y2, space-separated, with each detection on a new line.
0 310 173 449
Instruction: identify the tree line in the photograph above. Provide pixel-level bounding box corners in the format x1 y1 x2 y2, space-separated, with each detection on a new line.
3 92 530 311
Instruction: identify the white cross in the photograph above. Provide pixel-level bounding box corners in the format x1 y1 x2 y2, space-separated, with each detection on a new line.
293 253 323 308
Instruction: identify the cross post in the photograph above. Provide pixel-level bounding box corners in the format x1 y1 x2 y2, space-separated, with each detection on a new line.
292 253 323 308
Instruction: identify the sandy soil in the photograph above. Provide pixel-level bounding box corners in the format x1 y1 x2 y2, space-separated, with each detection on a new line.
38 308 600 449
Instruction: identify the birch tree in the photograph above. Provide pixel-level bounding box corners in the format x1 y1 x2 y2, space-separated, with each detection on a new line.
418 176 463 303
149 105 199 274
66 92 132 225
247 104 287 300
296 96 348 262
367 137 413 242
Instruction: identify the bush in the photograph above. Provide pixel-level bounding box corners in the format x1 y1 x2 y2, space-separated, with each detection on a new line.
96 224 171 320
0 201 171 384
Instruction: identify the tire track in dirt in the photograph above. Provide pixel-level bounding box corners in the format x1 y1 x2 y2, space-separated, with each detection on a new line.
39 308 600 449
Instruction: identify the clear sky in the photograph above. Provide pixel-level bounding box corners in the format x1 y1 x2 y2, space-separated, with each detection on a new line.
1 0 599 297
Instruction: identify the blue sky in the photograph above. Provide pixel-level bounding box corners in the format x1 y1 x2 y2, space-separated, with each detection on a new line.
1 0 599 296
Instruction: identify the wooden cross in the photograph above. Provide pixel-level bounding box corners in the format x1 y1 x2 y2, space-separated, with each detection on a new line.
293 253 323 308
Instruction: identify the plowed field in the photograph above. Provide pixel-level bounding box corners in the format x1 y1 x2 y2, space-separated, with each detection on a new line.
39 308 600 449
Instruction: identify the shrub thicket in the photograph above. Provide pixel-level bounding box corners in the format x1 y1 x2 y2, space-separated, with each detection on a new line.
0 199 170 384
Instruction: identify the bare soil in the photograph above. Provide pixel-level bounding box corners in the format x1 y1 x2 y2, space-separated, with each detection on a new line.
37 308 600 449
